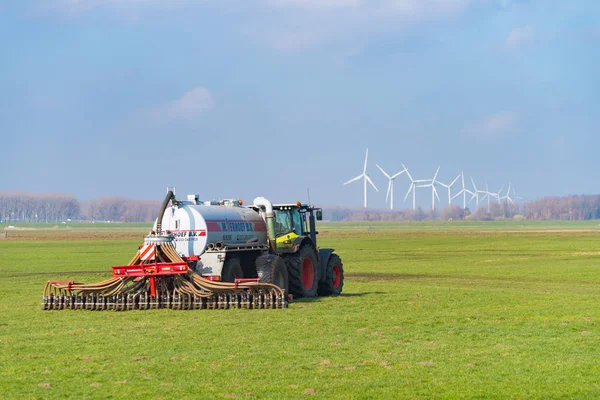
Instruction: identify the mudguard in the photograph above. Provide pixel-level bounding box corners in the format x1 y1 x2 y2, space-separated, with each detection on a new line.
318 248 335 283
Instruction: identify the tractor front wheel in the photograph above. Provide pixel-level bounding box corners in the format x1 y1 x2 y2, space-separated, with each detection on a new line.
318 253 344 296
285 245 320 298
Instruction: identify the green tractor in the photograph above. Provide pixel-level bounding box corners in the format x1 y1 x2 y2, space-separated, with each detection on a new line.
267 202 344 298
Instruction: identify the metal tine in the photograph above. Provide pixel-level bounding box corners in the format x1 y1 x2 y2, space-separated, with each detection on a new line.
230 294 239 309
86 295 95 311
252 291 260 309
74 295 84 310
105 296 115 311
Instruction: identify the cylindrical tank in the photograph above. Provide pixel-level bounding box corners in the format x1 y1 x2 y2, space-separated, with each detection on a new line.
153 203 268 257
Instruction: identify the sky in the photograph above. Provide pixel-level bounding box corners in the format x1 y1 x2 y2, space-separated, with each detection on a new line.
0 0 599 209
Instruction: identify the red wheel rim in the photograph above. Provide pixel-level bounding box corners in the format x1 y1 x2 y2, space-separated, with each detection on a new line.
333 265 341 288
302 257 314 290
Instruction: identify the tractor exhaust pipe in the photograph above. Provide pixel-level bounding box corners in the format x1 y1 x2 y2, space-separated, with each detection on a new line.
253 197 277 253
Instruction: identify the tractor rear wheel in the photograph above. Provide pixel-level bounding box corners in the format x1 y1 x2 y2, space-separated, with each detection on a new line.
221 257 243 282
255 255 289 297
285 245 320 298
318 253 344 296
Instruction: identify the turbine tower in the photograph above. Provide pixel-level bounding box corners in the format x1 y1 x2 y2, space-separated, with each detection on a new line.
403 164 418 210
343 148 378 208
376 164 407 210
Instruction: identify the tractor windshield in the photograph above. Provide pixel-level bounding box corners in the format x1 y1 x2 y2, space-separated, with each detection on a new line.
274 210 292 236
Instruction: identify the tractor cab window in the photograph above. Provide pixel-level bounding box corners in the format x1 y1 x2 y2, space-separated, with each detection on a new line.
291 209 304 235
274 210 292 236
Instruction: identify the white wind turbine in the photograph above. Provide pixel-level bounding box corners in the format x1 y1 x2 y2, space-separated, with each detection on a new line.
403 164 419 210
469 177 487 209
481 183 503 211
451 172 473 209
488 184 504 206
343 148 378 208
376 164 407 210
500 182 514 204
414 166 441 211
437 173 461 206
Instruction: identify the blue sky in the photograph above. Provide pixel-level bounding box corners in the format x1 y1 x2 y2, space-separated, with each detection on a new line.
1 0 598 208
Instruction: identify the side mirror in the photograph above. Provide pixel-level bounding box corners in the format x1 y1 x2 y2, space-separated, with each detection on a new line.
316 210 323 221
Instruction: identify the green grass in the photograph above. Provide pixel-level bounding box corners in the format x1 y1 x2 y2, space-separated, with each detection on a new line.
2 222 600 398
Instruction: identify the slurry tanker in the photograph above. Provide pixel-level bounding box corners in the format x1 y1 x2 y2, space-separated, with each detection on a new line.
43 190 344 310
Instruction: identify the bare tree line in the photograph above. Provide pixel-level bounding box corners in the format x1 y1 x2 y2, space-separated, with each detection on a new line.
0 192 160 223
323 195 600 222
2 192 600 224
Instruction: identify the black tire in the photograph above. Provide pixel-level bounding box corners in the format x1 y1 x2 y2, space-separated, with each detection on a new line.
255 255 289 297
284 245 320 298
221 257 243 282
318 253 344 296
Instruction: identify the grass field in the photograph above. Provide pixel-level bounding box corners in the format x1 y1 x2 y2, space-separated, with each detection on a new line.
2 222 600 398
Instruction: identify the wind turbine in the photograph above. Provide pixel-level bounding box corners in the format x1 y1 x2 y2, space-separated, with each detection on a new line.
415 166 441 211
376 164 407 210
500 182 514 204
403 164 421 210
469 177 487 209
489 184 504 205
343 148 378 208
451 172 473 209
437 173 461 206
481 183 503 211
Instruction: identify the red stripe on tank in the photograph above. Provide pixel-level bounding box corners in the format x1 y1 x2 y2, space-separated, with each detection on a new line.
206 222 222 231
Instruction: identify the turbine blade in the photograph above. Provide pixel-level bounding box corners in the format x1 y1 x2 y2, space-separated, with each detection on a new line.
385 181 392 203
391 169 407 179
450 174 460 187
366 175 378 191
363 148 369 173
433 186 440 202
433 165 440 181
470 177 477 191
343 174 363 185
376 164 391 179
404 183 413 203
451 189 463 200
469 191 477 202
402 164 413 181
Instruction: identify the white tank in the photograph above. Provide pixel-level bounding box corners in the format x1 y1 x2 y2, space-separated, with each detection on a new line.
153 200 268 257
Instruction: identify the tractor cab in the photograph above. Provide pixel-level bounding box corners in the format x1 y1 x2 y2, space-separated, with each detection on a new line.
271 203 322 251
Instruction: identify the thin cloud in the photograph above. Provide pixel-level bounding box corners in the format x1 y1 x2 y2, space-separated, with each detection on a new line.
269 0 360 8
36 0 197 15
256 0 473 51
462 111 520 140
147 87 214 123
505 25 534 50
